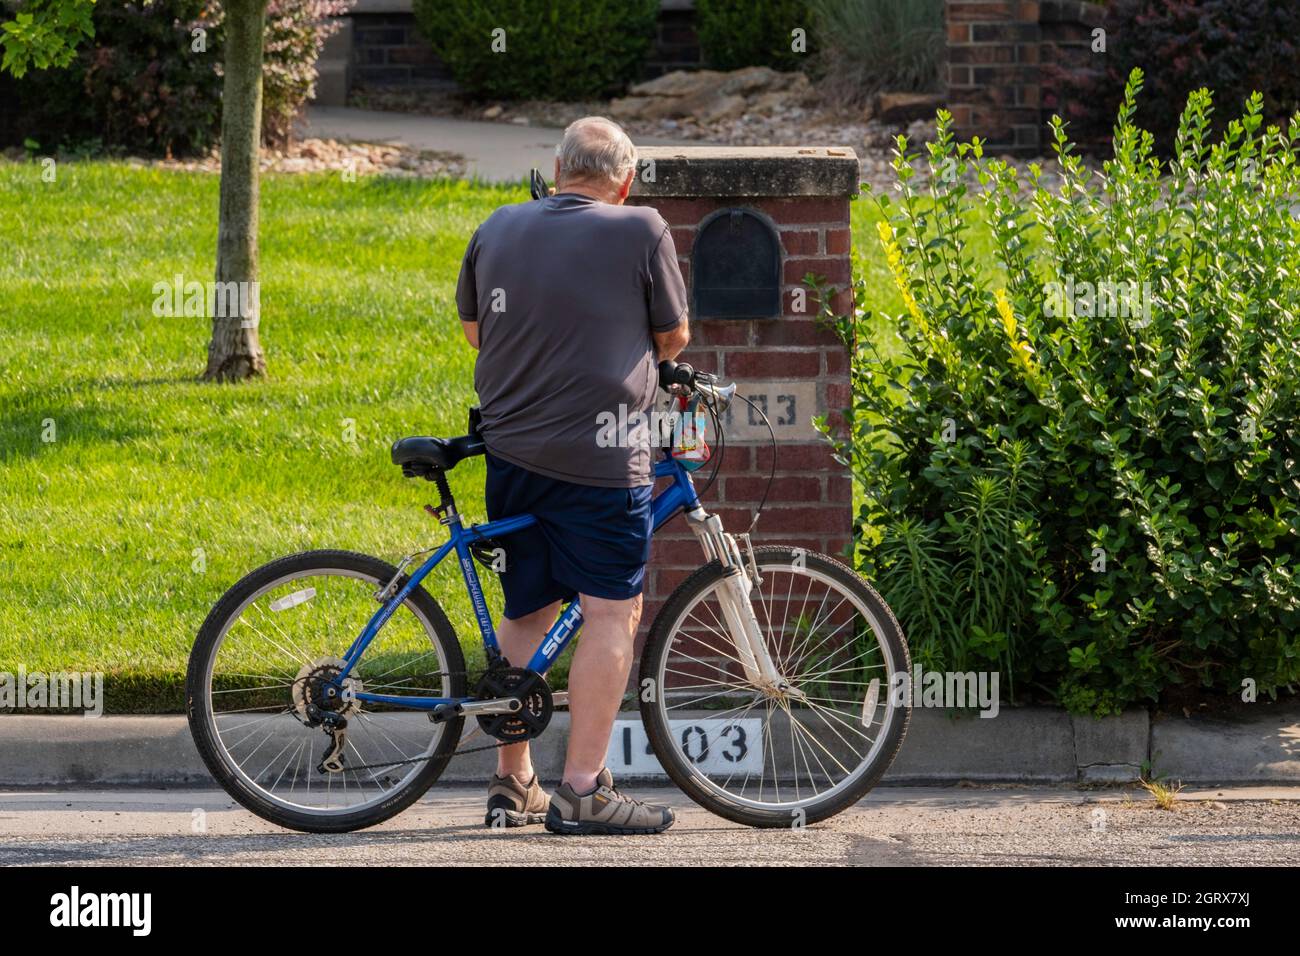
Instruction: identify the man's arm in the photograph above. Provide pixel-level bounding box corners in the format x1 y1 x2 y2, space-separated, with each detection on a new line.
654 322 689 362
455 229 481 349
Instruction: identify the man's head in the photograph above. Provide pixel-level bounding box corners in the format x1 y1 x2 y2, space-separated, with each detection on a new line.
553 117 637 204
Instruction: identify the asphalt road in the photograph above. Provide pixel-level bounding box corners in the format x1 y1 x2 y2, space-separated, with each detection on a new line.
2 785 1298 866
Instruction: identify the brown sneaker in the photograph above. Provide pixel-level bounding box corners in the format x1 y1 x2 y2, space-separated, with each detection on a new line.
484 772 550 828
545 767 675 835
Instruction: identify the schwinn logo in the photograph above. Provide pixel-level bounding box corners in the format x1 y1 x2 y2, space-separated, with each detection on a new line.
462 555 491 624
542 603 583 659
49 886 151 936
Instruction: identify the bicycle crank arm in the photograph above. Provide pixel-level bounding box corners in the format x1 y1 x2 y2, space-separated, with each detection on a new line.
450 697 523 718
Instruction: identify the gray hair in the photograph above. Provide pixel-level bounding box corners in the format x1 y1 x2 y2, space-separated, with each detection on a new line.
555 116 636 187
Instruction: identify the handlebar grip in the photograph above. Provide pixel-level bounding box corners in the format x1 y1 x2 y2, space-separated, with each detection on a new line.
658 360 695 390
529 168 548 201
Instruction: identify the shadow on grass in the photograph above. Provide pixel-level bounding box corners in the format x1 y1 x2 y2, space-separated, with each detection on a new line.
0 399 157 466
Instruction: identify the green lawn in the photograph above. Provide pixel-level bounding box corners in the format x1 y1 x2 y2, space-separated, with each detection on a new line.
0 161 997 712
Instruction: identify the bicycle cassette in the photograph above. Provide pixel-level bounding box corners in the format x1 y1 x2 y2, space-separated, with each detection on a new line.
474 666 552 742
293 657 364 726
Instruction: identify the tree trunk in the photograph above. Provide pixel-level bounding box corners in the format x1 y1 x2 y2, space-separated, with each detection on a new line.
204 0 268 381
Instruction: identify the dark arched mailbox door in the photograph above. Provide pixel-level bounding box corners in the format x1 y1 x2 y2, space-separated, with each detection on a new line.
691 208 782 320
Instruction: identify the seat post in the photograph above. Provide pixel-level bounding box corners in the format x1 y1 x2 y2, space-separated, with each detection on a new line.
431 469 458 522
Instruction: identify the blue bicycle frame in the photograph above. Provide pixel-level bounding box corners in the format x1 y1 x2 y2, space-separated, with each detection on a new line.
340 451 702 712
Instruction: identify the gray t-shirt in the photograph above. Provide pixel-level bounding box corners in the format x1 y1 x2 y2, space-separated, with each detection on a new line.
455 193 688 488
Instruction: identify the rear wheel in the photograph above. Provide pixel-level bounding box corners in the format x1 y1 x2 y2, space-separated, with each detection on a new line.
640 546 910 828
186 549 467 833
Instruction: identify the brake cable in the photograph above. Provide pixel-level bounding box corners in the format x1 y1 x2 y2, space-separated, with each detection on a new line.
732 392 778 534
690 386 725 501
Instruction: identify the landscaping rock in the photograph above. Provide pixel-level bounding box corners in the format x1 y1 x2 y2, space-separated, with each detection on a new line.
720 65 790 95
876 91 945 123
679 90 748 124
142 137 466 179
613 67 812 125
629 69 724 98
609 95 671 121
906 118 938 144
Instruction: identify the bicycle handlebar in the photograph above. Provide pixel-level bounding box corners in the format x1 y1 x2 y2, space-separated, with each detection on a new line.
658 360 735 412
657 359 697 390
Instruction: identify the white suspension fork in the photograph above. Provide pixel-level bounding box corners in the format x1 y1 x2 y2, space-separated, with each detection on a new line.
684 509 782 688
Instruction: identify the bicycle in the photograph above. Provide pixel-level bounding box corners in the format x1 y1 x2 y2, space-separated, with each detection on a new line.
186 362 911 833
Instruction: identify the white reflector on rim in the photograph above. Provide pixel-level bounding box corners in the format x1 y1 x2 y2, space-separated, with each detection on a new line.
861 677 880 729
269 587 316 612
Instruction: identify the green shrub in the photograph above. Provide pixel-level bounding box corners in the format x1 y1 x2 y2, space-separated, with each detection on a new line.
806 0 943 103
412 0 656 101
2 0 221 156
694 0 810 72
1050 0 1300 155
3 0 348 155
823 69 1300 714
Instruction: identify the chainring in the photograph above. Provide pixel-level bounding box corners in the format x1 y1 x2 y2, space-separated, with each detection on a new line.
474 666 552 742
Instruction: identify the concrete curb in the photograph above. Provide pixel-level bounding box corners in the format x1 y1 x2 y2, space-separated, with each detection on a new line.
2 704 1297 787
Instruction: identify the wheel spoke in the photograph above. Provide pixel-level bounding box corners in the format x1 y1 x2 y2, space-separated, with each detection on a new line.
197 564 461 820
649 554 905 817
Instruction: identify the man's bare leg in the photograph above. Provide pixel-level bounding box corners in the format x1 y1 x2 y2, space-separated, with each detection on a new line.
562 593 642 794
493 601 561 780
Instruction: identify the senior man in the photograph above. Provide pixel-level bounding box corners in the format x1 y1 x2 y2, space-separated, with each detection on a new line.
455 117 690 835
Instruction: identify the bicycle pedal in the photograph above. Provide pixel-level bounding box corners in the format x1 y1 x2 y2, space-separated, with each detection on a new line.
428 702 459 723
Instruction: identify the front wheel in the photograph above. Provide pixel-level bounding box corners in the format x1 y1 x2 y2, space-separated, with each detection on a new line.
640 546 910 828
186 549 467 833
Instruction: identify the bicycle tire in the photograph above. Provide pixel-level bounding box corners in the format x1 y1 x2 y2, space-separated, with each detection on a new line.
639 546 910 828
186 549 467 833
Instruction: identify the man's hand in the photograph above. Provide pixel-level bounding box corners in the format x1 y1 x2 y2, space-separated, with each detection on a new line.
653 321 689 362
462 320 480 350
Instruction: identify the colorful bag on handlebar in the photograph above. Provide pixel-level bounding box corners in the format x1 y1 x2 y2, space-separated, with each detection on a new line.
670 394 711 471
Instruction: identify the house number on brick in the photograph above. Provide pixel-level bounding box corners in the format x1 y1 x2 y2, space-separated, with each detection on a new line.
719 380 819 442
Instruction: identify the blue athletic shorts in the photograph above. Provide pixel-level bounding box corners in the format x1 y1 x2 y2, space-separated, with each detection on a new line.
483 451 654 620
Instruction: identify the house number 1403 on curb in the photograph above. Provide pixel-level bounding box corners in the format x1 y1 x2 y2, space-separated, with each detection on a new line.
605 719 764 775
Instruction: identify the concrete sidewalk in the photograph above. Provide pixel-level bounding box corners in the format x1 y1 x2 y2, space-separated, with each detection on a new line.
299 107 713 182
3 703 1297 788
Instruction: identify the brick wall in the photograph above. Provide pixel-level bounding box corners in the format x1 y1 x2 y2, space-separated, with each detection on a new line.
1039 0 1108 139
644 7 702 78
626 147 859 638
946 0 1108 155
946 0 1043 154
344 1 702 92
350 12 453 89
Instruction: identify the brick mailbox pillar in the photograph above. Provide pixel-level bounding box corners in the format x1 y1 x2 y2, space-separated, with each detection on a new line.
627 146 860 633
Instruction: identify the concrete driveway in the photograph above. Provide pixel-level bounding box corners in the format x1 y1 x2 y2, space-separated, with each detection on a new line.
300 107 710 183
